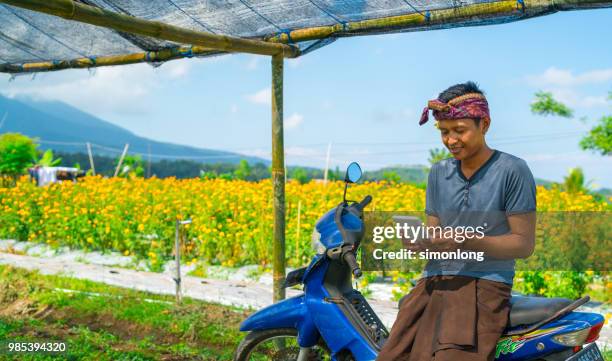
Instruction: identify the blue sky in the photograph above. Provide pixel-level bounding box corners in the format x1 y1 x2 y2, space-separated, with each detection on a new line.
1 8 611 187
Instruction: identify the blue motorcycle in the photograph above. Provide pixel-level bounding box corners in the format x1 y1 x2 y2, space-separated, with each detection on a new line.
235 162 605 361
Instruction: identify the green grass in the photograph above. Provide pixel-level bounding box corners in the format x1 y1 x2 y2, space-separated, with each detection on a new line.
1 265 609 360
0 265 248 360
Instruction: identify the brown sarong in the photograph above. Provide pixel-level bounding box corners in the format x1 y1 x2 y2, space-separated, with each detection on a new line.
377 276 511 361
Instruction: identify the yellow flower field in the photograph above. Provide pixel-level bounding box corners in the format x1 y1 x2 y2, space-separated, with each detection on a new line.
0 177 608 269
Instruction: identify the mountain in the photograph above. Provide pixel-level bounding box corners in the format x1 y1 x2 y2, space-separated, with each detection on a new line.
363 165 429 184
362 165 557 187
0 95 265 164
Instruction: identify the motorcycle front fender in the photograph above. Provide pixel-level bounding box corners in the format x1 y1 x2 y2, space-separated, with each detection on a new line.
239 294 319 347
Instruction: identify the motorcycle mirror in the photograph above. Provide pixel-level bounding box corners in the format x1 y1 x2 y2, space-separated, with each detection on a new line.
345 162 362 184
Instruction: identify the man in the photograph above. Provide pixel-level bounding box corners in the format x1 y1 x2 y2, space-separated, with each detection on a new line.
377 82 536 361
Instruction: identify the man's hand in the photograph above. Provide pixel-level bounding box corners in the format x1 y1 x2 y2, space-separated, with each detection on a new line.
426 235 462 251
402 236 424 252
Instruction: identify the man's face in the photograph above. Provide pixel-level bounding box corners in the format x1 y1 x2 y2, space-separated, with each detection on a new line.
437 118 488 160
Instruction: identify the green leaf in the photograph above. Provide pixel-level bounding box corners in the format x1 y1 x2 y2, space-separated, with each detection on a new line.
530 91 574 118
579 115 612 156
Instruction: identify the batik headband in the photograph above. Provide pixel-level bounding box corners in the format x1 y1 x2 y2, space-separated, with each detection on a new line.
419 93 490 126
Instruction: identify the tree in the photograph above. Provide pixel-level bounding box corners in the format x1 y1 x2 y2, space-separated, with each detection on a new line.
118 155 144 178
382 170 401 183
579 115 611 156
531 90 610 156
563 167 588 194
291 167 309 184
234 159 251 180
0 133 37 181
200 170 218 180
34 149 62 167
328 166 341 181
530 91 573 118
428 147 452 166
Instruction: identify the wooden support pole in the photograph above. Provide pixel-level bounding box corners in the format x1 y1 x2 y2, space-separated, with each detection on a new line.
0 0 299 58
271 53 285 303
174 219 182 304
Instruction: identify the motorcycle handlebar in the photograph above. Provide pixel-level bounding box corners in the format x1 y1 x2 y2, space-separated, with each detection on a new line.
343 251 362 278
356 195 372 211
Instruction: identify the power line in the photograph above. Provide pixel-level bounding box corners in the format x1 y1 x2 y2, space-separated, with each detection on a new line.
35 131 585 162
217 131 584 151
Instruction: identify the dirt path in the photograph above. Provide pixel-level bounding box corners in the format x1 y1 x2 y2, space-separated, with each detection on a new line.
0 252 400 323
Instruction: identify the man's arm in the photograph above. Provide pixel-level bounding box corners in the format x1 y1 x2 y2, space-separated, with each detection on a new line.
425 213 536 258
463 212 536 259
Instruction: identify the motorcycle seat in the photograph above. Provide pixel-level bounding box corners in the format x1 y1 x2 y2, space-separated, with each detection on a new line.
397 294 574 329
508 296 573 328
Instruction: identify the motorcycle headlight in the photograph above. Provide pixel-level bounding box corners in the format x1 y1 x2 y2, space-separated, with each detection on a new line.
311 229 326 254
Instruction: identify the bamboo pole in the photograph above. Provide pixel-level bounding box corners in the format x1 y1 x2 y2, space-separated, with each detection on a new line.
0 0 299 58
264 0 612 44
271 53 285 303
0 46 221 73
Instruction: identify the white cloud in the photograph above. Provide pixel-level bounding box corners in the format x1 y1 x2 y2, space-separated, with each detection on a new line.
525 67 612 87
1 60 193 116
548 88 608 108
240 148 270 159
285 112 303 129
523 67 612 110
581 95 609 108
164 61 192 78
285 146 325 159
246 87 271 105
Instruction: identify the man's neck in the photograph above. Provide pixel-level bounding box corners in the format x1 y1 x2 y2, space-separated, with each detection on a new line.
460 146 494 177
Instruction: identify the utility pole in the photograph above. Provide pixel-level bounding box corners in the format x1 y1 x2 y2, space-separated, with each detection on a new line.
324 142 331 185
86 142 95 175
147 143 151 178
114 143 129 177
174 218 192 304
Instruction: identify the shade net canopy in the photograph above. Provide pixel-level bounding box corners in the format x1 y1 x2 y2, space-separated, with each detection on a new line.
1 0 611 73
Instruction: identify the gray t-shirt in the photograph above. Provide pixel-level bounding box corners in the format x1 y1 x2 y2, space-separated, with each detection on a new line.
423 149 536 285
